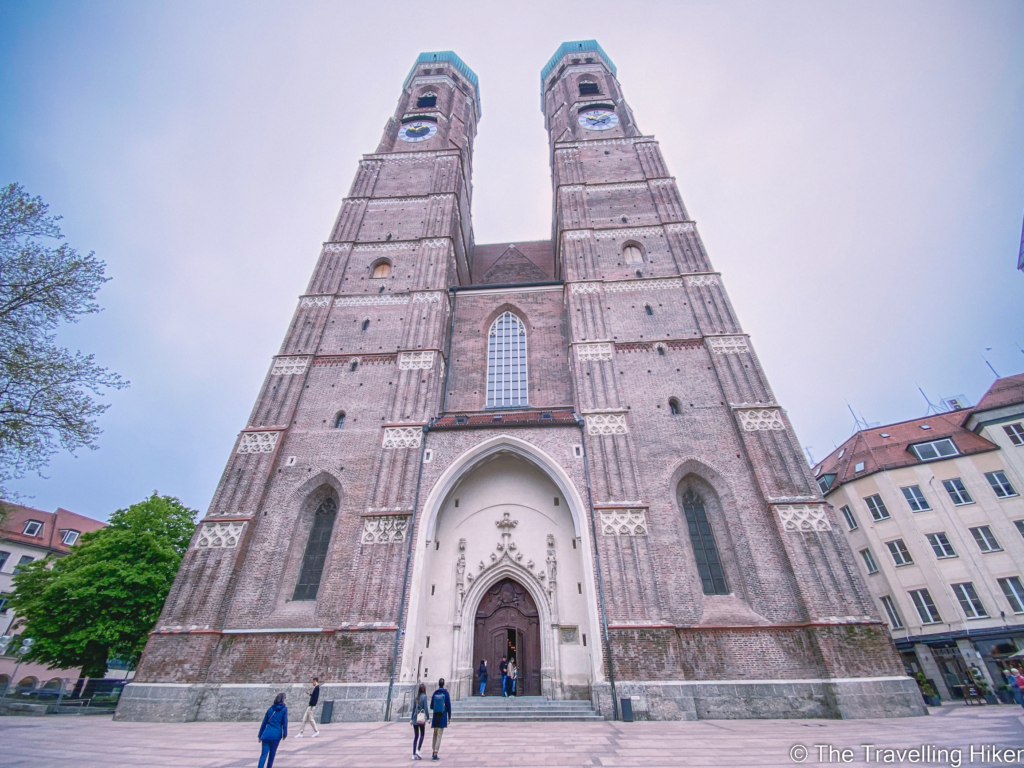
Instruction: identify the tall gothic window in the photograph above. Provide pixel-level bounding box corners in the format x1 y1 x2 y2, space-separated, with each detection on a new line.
682 490 729 595
293 497 338 601
487 312 528 408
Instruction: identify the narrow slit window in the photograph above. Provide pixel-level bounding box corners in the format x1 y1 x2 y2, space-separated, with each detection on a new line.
361 318 370 331
486 311 528 408
644 304 653 316
682 490 729 595
669 398 681 415
334 412 346 429
293 497 338 601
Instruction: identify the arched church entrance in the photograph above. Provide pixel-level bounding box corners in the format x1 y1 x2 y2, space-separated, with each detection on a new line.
473 578 541 696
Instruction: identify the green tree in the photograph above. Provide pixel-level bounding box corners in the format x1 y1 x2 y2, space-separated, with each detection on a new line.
7 493 197 677
0 182 127 501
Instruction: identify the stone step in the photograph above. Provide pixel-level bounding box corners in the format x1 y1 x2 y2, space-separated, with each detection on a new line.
449 696 601 721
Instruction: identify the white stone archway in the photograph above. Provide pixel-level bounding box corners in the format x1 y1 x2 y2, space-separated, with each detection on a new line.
402 434 603 701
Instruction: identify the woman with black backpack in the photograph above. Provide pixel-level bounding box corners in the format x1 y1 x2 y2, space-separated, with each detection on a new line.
411 682 428 760
257 692 288 768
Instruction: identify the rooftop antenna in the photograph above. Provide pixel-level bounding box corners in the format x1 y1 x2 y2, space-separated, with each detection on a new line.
846 401 871 433
803 445 816 466
917 385 945 416
982 349 1000 379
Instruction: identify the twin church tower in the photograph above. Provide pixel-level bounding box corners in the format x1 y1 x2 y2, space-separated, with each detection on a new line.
117 42 923 722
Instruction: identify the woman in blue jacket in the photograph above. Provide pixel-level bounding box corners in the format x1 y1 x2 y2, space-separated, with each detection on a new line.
257 692 288 768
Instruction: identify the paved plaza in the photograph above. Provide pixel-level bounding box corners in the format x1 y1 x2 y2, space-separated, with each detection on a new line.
2 706 1024 767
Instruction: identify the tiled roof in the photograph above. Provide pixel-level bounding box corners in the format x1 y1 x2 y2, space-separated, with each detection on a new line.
813 410 997 494
471 241 554 283
0 502 105 553
433 409 578 429
974 372 1024 413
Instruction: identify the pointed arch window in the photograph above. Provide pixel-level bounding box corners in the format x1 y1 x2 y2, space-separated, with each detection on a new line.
624 244 642 264
487 311 528 408
682 490 729 595
669 398 681 414
372 262 391 278
293 496 338 601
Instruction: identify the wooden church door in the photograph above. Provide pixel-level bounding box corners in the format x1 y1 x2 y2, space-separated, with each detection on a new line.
473 578 541 695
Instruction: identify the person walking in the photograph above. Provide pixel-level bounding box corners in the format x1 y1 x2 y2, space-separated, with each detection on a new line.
500 655 509 697
1008 668 1022 707
296 676 320 738
477 659 488 697
411 682 429 760
430 678 452 762
1016 670 1024 711
507 659 517 697
257 693 288 768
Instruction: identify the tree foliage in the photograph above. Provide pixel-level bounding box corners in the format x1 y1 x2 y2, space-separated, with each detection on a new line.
7 493 197 678
0 182 127 500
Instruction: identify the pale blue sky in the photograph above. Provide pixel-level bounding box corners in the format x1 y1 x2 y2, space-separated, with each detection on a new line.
1 1 1022 522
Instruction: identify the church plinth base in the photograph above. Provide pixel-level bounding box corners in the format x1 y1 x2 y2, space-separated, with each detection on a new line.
114 682 391 723
593 677 925 721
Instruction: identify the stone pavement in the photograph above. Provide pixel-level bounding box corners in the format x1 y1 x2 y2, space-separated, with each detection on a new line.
2 705 1024 767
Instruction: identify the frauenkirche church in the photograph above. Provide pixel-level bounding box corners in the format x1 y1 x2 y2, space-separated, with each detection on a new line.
117 41 924 723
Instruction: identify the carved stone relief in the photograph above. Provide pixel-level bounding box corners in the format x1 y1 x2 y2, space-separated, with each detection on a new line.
361 515 409 544
382 426 422 448
236 432 280 454
586 413 628 435
600 509 648 536
196 521 244 549
775 504 831 532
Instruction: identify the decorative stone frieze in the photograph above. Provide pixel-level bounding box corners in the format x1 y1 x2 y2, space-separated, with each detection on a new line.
236 432 280 454
353 242 417 252
708 336 749 355
649 178 675 187
382 426 422 448
361 515 409 544
570 282 600 295
736 408 785 431
564 230 591 240
398 351 435 370
600 509 648 536
366 193 453 207
605 278 683 293
561 185 585 193
196 522 244 549
334 294 408 307
586 413 628 435
775 504 831 532
576 342 613 361
299 296 332 308
591 182 649 192
322 243 349 253
686 275 718 287
665 222 695 233
271 357 309 375
412 291 443 303
594 226 663 240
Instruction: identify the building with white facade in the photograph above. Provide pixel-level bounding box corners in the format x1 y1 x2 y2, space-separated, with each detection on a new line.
815 373 1024 701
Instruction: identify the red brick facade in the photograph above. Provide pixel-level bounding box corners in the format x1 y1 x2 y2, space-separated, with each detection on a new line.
121 44 920 722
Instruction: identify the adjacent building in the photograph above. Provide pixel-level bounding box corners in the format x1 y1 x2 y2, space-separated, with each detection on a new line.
815 373 1024 700
0 504 105 694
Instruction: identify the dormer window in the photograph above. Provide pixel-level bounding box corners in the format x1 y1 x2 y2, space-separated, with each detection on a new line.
579 80 599 95
416 93 437 108
22 520 43 537
61 530 80 546
910 438 958 462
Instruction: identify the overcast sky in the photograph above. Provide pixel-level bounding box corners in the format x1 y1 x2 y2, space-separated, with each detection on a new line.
1 1 1022 522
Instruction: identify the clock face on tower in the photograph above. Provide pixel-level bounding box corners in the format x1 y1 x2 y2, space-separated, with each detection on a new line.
578 109 619 131
398 121 438 142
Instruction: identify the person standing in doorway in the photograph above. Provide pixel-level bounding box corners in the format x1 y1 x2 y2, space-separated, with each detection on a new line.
430 678 452 762
296 676 320 738
477 659 488 696
500 655 509 697
411 682 428 760
257 692 288 768
507 659 517 697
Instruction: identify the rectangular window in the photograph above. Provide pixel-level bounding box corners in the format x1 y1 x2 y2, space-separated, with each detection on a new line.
1016 520 1024 540
864 494 890 521
943 478 974 505
840 505 858 531
880 595 904 629
970 525 1002 553
860 548 879 574
0 551 8 572
909 588 942 624
901 485 931 512
0 595 8 614
911 438 959 461
1004 423 1024 446
886 539 914 566
998 577 1024 614
12 555 34 575
985 470 1018 498
60 530 79 546
21 520 43 537
952 582 988 619
926 532 957 558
